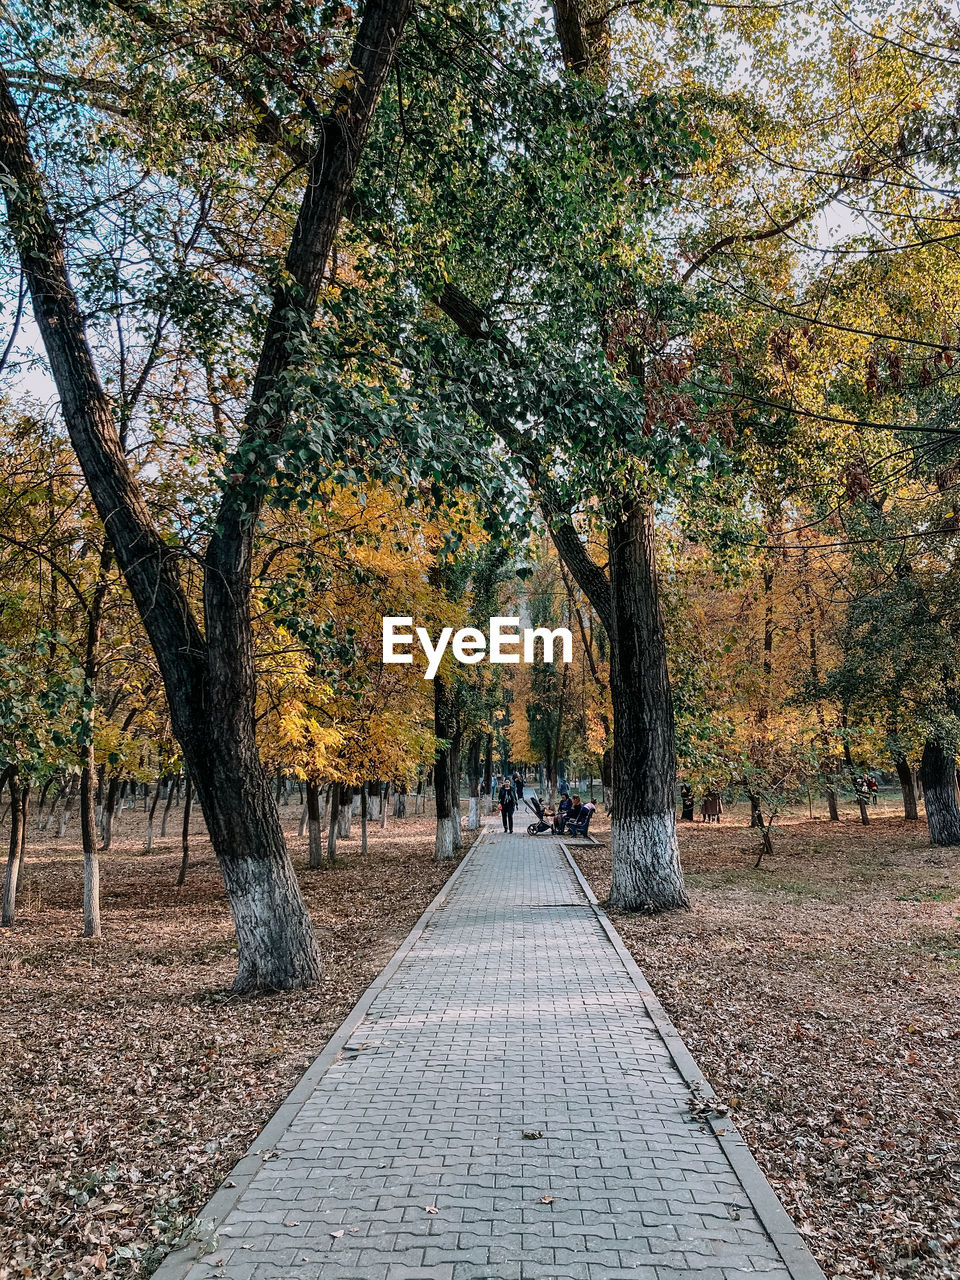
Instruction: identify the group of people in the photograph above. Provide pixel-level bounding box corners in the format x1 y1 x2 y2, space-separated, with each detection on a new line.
493 773 589 835
854 774 880 805
680 783 723 824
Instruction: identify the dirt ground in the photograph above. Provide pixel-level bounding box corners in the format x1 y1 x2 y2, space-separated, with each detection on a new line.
0 799 469 1280
578 795 960 1280
6 791 960 1280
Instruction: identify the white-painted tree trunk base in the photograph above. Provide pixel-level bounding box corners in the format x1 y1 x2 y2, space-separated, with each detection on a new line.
609 812 689 913
435 816 456 860
467 797 479 830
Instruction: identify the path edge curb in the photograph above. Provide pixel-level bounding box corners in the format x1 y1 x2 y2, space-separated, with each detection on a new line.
151 824 489 1280
559 839 826 1280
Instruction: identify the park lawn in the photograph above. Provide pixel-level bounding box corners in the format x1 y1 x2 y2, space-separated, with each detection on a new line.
0 808 468 1280
578 801 960 1280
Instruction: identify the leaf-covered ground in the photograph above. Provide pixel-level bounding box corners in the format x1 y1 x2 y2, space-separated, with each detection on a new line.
578 799 960 1280
0 804 468 1279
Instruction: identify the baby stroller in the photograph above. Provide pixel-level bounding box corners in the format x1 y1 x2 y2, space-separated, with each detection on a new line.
524 793 556 836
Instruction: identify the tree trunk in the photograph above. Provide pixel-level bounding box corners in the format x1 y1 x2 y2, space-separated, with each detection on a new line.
749 795 763 828
101 773 120 849
380 781 389 828
920 739 960 845
894 753 919 821
0 2 416 992
58 772 79 837
337 786 353 837
603 504 689 911
146 778 162 851
434 676 457 860
360 788 368 856
467 738 481 829
753 808 776 867
1 769 24 927
450 728 464 850
160 777 176 838
80 746 101 937
306 780 324 869
176 774 194 887
35 775 57 829
826 787 839 821
326 783 341 865
842 735 870 826
41 779 66 831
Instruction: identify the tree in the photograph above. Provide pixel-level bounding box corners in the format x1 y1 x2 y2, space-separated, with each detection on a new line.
0 0 413 988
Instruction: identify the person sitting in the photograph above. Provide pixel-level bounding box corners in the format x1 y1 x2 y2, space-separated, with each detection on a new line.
569 801 596 837
566 795 584 828
555 794 573 832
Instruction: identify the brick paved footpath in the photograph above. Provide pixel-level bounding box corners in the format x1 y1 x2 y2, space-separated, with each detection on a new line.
155 826 824 1280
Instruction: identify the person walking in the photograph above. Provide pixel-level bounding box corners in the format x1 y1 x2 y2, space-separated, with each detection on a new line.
498 779 516 833
513 771 524 804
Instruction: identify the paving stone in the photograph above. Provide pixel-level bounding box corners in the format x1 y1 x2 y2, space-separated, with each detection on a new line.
160 826 822 1280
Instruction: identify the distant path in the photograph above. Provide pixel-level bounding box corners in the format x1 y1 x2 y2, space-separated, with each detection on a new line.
155 825 824 1280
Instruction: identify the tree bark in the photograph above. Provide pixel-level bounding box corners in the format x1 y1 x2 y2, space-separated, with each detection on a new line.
306 780 324 869
80 745 101 937
893 753 919 821
337 786 354 837
35 775 57 830
920 738 960 845
326 783 341 866
146 777 162 851
450 725 464 850
57 772 79 837
41 779 66 832
434 676 457 860
2 769 25 927
160 777 176 838
0 1 413 991
101 774 120 849
583 503 688 911
176 774 194 887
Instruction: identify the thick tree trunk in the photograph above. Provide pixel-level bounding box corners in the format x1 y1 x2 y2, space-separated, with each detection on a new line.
604 504 689 911
306 780 324 869
80 746 101 937
920 739 960 845
176 774 194 887
894 754 919 821
0 2 415 992
2 770 25 927
434 676 457 860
